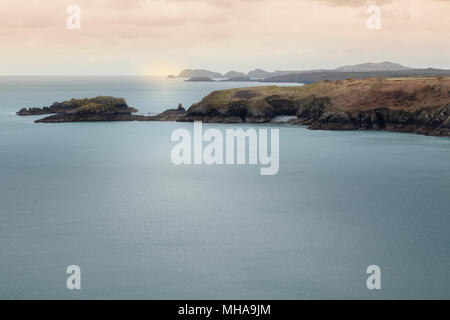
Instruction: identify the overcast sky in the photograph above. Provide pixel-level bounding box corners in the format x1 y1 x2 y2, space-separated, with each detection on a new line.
1 0 449 75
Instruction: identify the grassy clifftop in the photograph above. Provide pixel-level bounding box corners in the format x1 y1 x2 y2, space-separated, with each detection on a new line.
180 77 450 136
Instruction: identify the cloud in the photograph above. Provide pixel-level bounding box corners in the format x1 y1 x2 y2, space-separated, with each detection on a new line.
0 0 449 75
314 0 392 7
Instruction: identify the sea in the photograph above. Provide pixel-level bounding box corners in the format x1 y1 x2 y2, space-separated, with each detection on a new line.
0 76 449 299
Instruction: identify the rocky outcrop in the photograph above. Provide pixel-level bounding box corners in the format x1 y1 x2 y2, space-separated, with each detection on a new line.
18 96 136 116
293 104 450 137
34 113 154 123
175 78 450 137
151 108 186 121
17 96 189 123
17 96 154 123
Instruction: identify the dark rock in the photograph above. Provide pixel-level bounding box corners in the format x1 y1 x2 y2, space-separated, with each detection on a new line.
152 108 186 121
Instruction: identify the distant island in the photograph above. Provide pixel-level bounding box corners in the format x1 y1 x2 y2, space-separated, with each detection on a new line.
177 69 223 79
17 96 186 123
18 77 450 137
185 76 254 82
18 96 150 122
185 76 216 82
172 62 450 83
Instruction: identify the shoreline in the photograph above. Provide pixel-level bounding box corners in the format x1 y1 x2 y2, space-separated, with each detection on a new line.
16 77 450 138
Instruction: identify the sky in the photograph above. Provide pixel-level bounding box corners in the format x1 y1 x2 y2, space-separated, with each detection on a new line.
1 0 449 75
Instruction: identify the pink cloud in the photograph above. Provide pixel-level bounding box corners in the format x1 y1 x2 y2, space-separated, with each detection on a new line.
0 0 449 75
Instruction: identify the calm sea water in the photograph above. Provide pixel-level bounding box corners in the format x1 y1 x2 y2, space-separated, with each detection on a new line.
0 77 449 299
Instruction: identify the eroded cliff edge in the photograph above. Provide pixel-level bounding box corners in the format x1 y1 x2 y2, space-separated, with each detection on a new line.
177 77 450 137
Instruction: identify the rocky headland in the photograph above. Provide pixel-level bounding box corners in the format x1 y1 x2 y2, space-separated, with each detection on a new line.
176 77 450 137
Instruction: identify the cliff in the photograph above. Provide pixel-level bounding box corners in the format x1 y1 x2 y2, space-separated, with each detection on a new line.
177 77 450 137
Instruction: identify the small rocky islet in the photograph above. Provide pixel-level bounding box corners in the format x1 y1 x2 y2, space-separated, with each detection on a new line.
17 77 450 137
17 96 186 123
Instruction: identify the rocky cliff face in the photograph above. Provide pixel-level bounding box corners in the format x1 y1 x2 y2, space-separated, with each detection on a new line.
177 78 450 137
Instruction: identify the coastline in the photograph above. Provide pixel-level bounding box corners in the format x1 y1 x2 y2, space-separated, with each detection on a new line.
16 77 450 137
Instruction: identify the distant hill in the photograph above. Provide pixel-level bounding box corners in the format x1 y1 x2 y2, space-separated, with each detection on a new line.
263 68 450 83
246 69 274 78
175 62 450 83
222 76 253 82
335 62 413 72
178 69 223 78
224 71 247 78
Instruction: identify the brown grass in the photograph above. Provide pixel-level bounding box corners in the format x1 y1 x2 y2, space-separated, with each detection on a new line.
215 77 450 112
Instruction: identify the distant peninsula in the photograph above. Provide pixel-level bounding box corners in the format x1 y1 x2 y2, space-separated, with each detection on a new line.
173 62 450 83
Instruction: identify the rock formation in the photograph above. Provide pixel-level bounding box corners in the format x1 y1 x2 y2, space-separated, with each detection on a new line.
176 77 450 137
